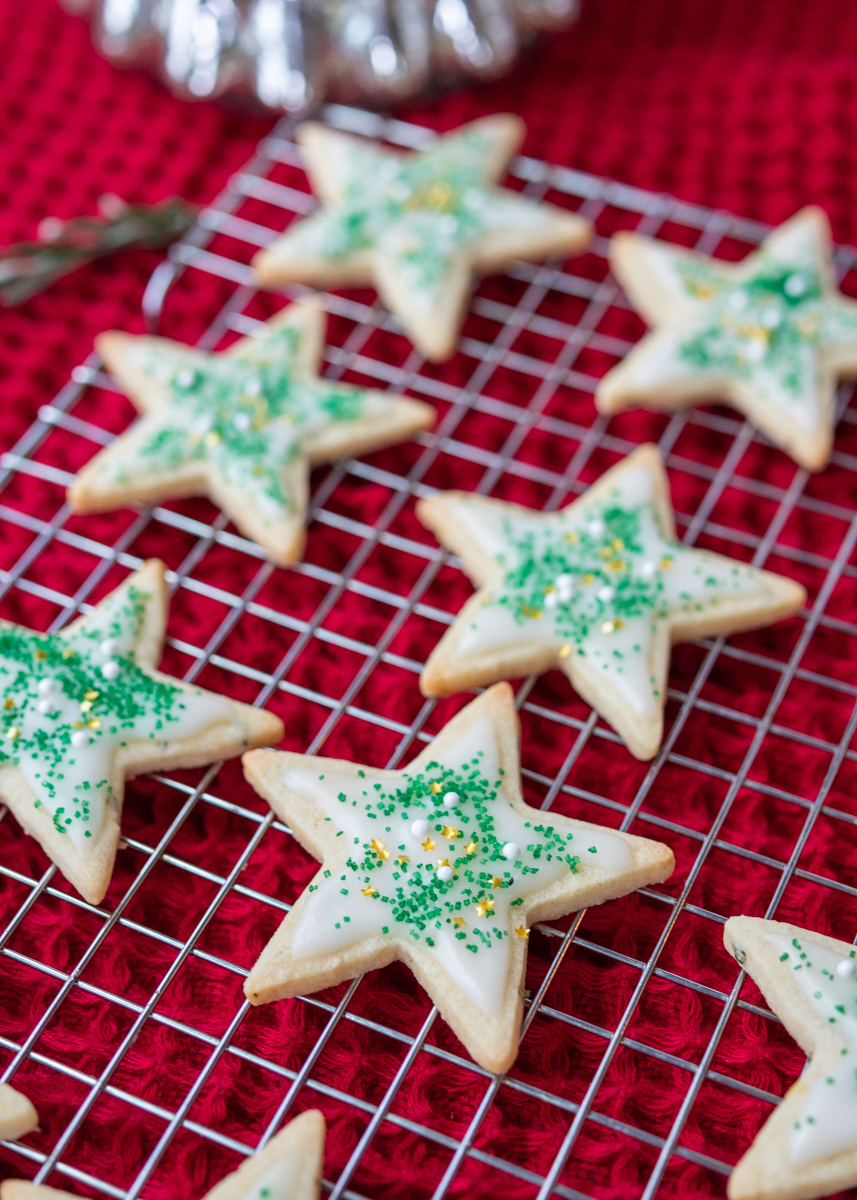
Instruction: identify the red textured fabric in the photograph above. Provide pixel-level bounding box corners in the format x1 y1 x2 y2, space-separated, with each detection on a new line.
2 2 857 1199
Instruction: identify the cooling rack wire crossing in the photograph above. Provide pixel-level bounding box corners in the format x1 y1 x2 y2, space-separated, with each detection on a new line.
2 103 857 1200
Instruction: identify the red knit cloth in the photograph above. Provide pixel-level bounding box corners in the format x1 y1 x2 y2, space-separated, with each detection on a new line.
2 2 857 1199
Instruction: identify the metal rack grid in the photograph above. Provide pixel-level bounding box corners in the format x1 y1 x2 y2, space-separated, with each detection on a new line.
1 103 857 1200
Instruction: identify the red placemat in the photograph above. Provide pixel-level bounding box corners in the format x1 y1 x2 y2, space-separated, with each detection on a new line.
2 3 857 1200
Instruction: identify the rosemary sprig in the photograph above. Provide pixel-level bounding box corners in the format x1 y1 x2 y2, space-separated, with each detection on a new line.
0 194 198 305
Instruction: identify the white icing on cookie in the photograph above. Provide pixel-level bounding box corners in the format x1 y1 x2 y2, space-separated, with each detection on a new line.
283 717 631 1016
449 465 763 717
274 127 555 313
617 219 857 434
0 581 229 855
772 934 857 1165
241 1139 304 1200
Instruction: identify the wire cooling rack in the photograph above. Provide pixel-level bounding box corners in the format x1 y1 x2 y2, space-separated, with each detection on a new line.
3 103 857 1200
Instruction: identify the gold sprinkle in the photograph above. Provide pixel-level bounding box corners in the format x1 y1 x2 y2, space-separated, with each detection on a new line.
441 825 460 839
661 556 673 569
361 885 378 897
62 648 76 659
395 854 410 864
204 431 221 447
464 839 478 855
581 574 594 585
599 547 613 559
492 876 504 889
84 690 99 701
609 560 626 572
421 837 436 852
521 605 542 619
407 181 454 212
476 896 495 919
35 650 46 661
252 465 266 476
429 781 443 794
558 644 572 659
3 699 13 710
453 916 466 929
437 858 451 870
6 726 20 740
612 538 625 551
565 531 578 544
187 432 201 445
88 717 101 730
516 925 529 940
689 281 713 299
370 838 390 861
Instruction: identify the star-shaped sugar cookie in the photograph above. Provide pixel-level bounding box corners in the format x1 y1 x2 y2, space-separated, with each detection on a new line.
597 207 857 470
252 116 592 361
0 1108 325 1200
0 559 282 906
724 916 857 1200
242 683 674 1074
0 1084 37 1142
70 299 434 565
417 445 805 760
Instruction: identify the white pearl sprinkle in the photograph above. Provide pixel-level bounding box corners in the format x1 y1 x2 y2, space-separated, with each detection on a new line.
99 639 118 657
437 865 454 883
543 591 559 609
37 678 54 696
597 585 615 603
101 661 120 681
836 958 856 978
761 307 781 329
728 290 748 312
556 573 573 589
71 730 89 749
640 560 657 578
193 414 212 434
784 273 807 297
234 411 252 431
502 841 519 860
36 698 54 715
746 339 767 362
411 818 429 839
442 791 460 809
175 368 196 388
587 519 605 538
244 378 262 396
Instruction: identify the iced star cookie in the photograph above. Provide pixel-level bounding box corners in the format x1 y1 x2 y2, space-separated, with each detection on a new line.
417 444 805 760
242 683 674 1074
0 559 283 906
252 116 591 361
0 1108 325 1200
596 207 857 471
724 916 857 1200
0 1084 37 1142
69 299 434 565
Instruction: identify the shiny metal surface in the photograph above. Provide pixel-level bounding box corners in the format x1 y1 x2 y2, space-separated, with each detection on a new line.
60 0 580 111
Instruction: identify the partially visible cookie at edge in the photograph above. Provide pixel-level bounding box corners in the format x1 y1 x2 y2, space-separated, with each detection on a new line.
0 1108 325 1200
724 916 857 1200
0 558 283 906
